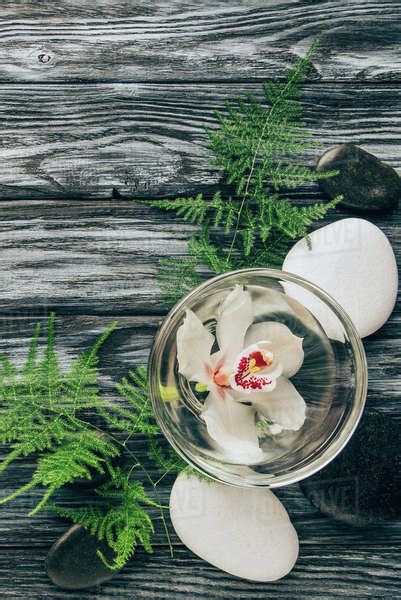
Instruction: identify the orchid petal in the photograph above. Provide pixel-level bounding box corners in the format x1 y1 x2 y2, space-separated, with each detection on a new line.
209 350 223 369
245 321 304 378
202 391 263 463
251 377 306 431
216 285 253 367
176 309 214 385
229 342 282 395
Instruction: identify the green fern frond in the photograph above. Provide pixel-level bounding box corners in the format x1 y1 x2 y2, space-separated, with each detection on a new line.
51 468 160 571
141 193 207 225
157 255 201 307
0 316 118 475
101 366 186 479
274 195 343 238
63 321 117 408
147 436 186 475
138 41 340 299
22 323 41 375
101 369 158 437
0 320 186 571
140 191 239 235
0 430 120 515
189 228 234 274
40 313 62 407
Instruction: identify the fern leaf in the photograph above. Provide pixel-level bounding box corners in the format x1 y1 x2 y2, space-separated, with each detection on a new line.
138 41 340 294
101 366 186 479
189 228 233 274
50 468 159 571
275 195 343 238
0 316 120 478
101 370 158 437
157 256 200 308
147 436 186 475
64 321 117 407
22 323 41 376
40 313 62 407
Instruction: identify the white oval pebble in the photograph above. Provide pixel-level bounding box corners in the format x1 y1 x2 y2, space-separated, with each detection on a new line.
282 218 398 338
170 472 299 582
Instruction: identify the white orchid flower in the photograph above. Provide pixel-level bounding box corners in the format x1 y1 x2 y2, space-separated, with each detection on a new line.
176 285 305 463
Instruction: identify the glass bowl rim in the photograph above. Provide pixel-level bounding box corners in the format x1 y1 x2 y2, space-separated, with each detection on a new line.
148 267 368 488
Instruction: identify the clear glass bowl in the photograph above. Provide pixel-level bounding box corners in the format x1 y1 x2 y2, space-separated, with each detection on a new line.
148 269 367 487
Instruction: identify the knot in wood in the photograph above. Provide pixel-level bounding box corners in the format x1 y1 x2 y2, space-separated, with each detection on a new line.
38 52 52 64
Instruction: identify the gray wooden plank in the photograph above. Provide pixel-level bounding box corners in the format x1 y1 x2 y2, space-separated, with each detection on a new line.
0 0 400 83
0 315 400 596
0 543 400 599
0 311 399 548
0 312 399 410
0 200 189 314
0 83 400 199
0 200 399 320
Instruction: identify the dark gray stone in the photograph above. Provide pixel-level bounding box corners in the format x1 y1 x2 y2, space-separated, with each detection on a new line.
46 524 117 590
300 409 401 526
317 144 400 213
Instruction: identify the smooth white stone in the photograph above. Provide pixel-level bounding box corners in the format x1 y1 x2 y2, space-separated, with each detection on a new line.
282 218 398 338
170 473 299 582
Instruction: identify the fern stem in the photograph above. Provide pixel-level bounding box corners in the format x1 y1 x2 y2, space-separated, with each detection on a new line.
29 485 58 516
97 549 115 570
43 407 176 557
153 465 176 487
226 41 318 262
0 480 36 505
0 447 22 473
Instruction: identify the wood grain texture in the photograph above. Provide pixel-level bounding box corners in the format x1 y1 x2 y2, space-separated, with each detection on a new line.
0 316 400 598
1 543 400 599
0 0 400 83
0 1 400 596
0 200 399 322
0 83 400 200
0 312 399 408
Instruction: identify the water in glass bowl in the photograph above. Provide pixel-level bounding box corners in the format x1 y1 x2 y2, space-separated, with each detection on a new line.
151 277 358 486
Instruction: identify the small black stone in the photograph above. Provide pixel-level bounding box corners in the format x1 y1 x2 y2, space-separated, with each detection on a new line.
46 524 117 590
300 409 401 526
317 144 400 213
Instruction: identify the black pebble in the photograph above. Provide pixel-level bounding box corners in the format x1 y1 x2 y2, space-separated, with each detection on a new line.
46 524 117 590
317 144 400 213
300 409 401 526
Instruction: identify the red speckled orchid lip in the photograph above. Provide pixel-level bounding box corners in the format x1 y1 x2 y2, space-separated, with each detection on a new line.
229 343 283 394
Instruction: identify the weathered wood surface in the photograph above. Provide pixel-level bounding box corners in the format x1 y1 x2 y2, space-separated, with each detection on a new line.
0 83 399 199
0 1 400 597
0 200 399 322
0 311 399 408
1 542 401 599
0 0 400 83
0 315 400 598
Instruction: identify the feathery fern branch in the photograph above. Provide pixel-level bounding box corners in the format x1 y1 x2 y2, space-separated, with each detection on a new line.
138 41 341 307
0 315 118 488
0 320 192 572
101 367 187 475
50 467 161 571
